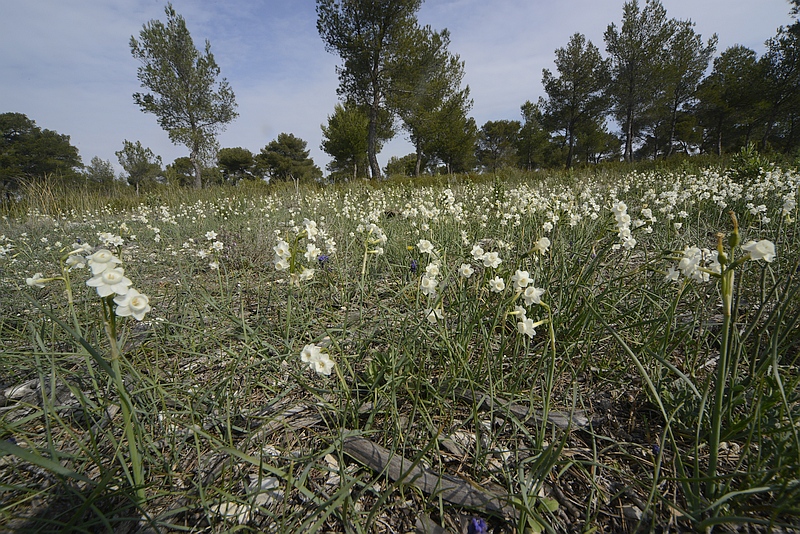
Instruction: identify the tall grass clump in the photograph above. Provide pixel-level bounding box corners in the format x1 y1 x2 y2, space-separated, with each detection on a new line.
1 162 799 532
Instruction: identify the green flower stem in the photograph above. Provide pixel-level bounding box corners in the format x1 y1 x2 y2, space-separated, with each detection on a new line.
103 296 145 505
708 261 734 501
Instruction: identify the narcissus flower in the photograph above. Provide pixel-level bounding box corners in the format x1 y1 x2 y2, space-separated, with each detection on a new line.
25 273 47 288
741 239 776 262
517 317 536 338
459 263 474 278
522 286 545 306
417 239 434 255
86 267 132 297
87 249 122 275
300 344 335 376
114 288 152 320
532 237 550 254
511 270 531 291
489 276 505 293
482 251 502 269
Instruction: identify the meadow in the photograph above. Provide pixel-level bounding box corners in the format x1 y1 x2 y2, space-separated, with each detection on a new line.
1 160 799 533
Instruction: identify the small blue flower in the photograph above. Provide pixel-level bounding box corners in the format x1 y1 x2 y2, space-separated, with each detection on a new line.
468 517 488 534
652 444 660 456
410 259 418 274
318 254 330 265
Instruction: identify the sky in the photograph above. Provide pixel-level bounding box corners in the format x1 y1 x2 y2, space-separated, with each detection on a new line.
0 0 794 177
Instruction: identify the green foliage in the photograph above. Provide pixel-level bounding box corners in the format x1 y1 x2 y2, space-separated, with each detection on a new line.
0 112 82 196
604 0 674 162
384 153 418 177
321 101 373 181
130 2 237 189
694 46 767 156
116 140 163 192
316 0 422 178
84 156 116 185
541 33 610 168
476 119 521 172
217 147 256 183
257 133 322 183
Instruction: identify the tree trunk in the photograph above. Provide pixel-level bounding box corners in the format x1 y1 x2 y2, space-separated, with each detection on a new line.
565 123 575 169
191 146 202 189
415 139 422 177
666 101 679 158
624 108 634 162
368 91 381 180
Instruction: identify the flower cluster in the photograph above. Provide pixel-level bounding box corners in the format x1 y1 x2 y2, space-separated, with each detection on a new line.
273 218 334 286
358 222 387 256
666 239 775 283
26 244 152 321
611 200 636 251
300 344 335 376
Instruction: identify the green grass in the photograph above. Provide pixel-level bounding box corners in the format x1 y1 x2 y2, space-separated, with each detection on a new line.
1 164 799 532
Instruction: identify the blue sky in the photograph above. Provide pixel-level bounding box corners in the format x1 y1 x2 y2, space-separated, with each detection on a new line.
0 0 793 176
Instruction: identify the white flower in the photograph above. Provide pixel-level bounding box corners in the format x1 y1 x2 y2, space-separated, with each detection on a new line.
511 270 531 291
304 242 321 262
533 237 550 254
489 276 505 293
417 239 434 255
274 257 290 271
665 266 680 282
87 249 122 275
26 272 46 288
300 344 334 376
114 288 151 320
273 239 291 259
66 255 86 270
299 267 315 281
425 262 440 277
303 219 319 240
522 286 545 306
482 251 502 269
211 241 224 252
205 231 218 241
458 263 474 278
420 274 438 297
209 261 219 270
741 240 776 263
470 244 485 260
426 308 443 324
517 317 536 338
86 267 132 297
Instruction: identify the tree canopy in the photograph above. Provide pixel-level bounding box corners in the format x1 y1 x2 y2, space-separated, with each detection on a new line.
116 140 163 193
317 0 423 179
258 133 322 184
0 112 82 195
130 3 237 189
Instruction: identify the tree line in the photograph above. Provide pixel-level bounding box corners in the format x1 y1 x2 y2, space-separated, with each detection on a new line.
3 0 799 193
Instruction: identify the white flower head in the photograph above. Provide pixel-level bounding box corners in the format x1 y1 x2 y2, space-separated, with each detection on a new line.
205 231 218 241
300 344 335 376
304 242 321 262
26 272 47 288
533 237 550 254
482 251 502 269
741 240 776 263
489 276 505 293
522 286 545 306
114 288 152 320
470 244 485 261
458 263 474 278
511 270 531 291
87 249 122 275
417 239 434 255
517 317 536 338
86 267 132 297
